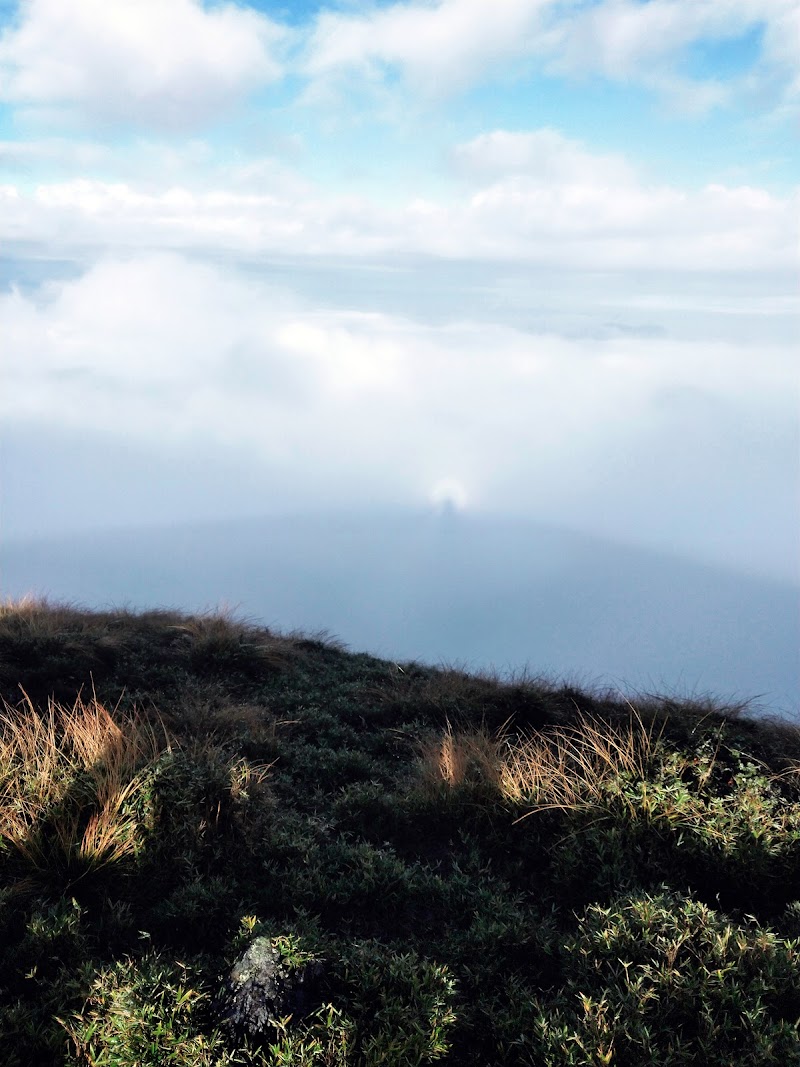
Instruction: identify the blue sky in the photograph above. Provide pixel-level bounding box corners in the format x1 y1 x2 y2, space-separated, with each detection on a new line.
0 0 798 586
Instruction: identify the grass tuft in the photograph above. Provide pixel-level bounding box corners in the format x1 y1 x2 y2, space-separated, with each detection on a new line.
0 691 169 890
501 709 663 816
415 718 508 794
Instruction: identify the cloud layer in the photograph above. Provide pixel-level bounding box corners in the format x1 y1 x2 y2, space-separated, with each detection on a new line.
4 252 796 580
2 126 797 275
1 0 797 600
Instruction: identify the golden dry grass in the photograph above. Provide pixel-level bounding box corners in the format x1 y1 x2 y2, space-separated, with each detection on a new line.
415 718 509 793
0 691 170 886
419 709 664 817
501 710 663 815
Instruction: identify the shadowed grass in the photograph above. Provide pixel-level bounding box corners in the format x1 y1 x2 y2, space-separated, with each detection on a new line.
0 597 299 708
415 718 508 795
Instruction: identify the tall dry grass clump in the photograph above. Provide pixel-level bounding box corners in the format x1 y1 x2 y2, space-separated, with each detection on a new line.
419 710 664 817
416 719 508 794
501 711 663 817
0 691 169 888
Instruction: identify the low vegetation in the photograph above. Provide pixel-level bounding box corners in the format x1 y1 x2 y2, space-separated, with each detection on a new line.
1 596 800 1065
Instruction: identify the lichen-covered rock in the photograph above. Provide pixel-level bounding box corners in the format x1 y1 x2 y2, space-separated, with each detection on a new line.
217 937 325 1040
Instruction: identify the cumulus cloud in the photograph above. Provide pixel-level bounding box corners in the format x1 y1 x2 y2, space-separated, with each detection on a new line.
0 0 287 130
546 0 800 114
3 253 797 579
548 1 743 77
0 0 796 131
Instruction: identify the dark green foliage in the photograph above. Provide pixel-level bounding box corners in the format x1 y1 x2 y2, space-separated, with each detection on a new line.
0 600 293 709
2 599 800 1065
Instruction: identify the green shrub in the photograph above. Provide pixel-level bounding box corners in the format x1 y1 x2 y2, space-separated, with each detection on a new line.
339 941 457 1065
61 952 226 1067
0 897 93 1067
218 922 457 1066
528 889 800 1066
543 732 800 913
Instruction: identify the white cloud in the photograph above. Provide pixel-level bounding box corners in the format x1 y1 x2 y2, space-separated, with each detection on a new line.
303 0 799 115
305 0 555 94
0 0 287 130
546 0 800 114
451 128 636 185
3 253 797 578
550 0 747 78
2 253 405 433
0 0 796 131
0 136 112 171
758 1 800 116
1 127 794 274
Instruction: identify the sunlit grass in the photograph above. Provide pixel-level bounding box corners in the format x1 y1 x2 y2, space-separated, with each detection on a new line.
0 691 169 889
499 709 662 815
415 718 507 793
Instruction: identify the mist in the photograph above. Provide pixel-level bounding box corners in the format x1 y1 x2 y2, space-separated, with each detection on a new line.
4 510 798 720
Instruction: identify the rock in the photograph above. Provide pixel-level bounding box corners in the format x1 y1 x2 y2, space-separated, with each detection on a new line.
217 937 325 1041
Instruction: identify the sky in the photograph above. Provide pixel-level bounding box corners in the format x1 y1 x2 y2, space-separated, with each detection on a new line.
1 1 799 687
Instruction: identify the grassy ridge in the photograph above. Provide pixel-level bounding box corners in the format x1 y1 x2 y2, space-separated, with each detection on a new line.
1 598 800 1065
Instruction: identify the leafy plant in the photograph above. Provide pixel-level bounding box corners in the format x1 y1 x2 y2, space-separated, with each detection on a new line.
60 953 226 1067
529 888 800 1066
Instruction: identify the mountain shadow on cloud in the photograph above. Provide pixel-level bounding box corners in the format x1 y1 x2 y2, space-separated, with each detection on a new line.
3 511 798 717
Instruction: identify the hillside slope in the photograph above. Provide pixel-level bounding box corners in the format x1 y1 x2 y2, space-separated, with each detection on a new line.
5 511 798 713
2 600 800 1066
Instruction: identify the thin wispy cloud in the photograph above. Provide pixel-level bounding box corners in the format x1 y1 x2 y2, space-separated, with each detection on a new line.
301 0 799 116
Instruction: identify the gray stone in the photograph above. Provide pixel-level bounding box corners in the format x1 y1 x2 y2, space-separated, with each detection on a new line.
218 937 325 1041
